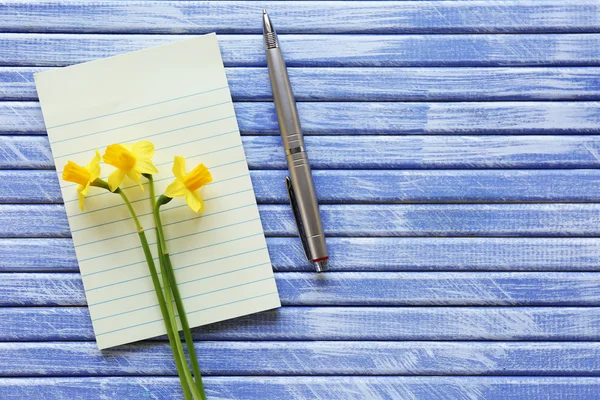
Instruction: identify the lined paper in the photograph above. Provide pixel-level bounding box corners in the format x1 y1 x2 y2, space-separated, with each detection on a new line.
34 34 280 349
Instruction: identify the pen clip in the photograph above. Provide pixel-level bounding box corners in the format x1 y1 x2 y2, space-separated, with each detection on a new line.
286 176 312 262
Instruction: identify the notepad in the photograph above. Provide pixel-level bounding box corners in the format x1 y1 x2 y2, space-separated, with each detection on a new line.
34 34 281 349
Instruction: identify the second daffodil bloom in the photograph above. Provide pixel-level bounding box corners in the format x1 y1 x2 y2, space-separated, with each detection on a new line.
164 156 213 213
103 141 158 191
62 150 101 211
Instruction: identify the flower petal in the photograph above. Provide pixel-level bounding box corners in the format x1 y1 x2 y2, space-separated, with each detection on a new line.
62 161 91 186
132 141 155 160
126 170 143 191
164 179 187 198
103 144 135 171
185 190 204 213
86 150 102 182
135 159 158 175
108 169 126 192
172 156 186 180
183 163 212 191
79 181 91 196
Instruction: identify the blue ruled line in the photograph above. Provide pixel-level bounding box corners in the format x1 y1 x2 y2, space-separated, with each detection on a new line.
47 86 229 130
78 227 153 249
89 288 155 307
166 217 260 244
46 86 228 130
90 274 271 308
82 245 267 278
175 247 267 273
181 277 274 301
86 245 268 298
56 114 235 158
186 290 278 317
85 247 268 301
92 262 271 321
84 234 264 289
95 291 278 337
81 221 261 266
83 234 264 288
53 101 230 146
79 215 259 252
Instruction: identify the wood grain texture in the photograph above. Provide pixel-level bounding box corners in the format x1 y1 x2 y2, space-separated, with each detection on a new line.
6 67 600 102
1 377 599 400
3 307 600 341
3 1 600 34
6 101 600 135
5 272 600 306
3 204 600 238
3 0 599 393
7 169 600 204
1 341 600 376
2 33 600 67
3 237 600 273
5 135 600 170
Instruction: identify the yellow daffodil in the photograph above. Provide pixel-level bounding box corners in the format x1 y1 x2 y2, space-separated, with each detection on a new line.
102 141 158 191
164 156 212 213
62 150 101 211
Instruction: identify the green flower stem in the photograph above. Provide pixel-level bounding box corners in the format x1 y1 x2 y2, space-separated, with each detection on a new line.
161 259 201 400
161 229 208 399
146 176 204 400
151 189 206 399
114 185 193 400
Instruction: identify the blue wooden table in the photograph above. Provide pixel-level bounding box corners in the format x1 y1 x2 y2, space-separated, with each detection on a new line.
1 1 600 398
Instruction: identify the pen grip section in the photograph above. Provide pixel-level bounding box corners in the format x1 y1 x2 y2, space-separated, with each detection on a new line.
286 176 312 261
287 152 327 261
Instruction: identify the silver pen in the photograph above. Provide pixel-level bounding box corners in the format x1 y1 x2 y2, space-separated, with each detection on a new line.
262 9 328 272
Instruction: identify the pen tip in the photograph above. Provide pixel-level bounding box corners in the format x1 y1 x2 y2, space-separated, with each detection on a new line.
262 8 276 45
314 260 328 273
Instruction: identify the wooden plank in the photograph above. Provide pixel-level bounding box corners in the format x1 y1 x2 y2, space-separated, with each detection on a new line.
7 170 600 204
0 170 61 203
4 135 600 170
3 307 600 342
2 34 600 67
3 1 599 34
6 67 600 102
1 341 599 376
3 237 600 273
216 204 600 237
0 376 598 400
3 204 600 238
4 272 600 306
252 170 600 203
6 101 600 136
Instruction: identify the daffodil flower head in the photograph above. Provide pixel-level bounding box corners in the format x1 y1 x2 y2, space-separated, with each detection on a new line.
102 141 159 192
164 156 213 213
62 150 101 211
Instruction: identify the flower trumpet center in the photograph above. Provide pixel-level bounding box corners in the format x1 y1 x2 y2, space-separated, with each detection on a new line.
62 161 91 186
182 164 212 191
103 144 136 171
